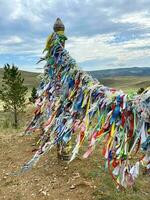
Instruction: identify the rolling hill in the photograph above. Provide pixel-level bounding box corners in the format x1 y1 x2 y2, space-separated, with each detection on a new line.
88 67 150 78
88 67 150 92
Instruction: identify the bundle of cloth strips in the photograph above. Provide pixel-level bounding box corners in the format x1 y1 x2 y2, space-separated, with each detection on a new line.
22 18 150 189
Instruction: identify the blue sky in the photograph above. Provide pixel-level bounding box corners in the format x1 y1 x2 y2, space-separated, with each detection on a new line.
0 0 150 72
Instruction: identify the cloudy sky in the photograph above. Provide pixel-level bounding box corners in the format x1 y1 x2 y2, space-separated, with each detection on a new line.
0 0 150 72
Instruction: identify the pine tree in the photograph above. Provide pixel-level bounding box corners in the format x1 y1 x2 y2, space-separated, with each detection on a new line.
29 87 37 103
0 64 28 128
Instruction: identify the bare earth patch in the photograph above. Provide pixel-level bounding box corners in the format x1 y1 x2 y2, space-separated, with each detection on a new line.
0 132 95 200
0 130 149 200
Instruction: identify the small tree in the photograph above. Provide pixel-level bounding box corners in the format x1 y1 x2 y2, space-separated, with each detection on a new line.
0 64 28 128
29 87 37 103
137 87 145 94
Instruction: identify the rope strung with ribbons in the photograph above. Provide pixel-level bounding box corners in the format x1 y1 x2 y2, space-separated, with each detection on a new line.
22 18 150 189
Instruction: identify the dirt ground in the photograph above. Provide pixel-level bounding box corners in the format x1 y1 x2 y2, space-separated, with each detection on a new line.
0 130 150 200
0 132 96 200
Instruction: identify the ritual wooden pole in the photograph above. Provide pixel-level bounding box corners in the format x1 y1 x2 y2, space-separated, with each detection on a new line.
53 18 72 161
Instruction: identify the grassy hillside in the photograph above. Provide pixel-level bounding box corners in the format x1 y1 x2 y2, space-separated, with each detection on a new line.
99 76 150 92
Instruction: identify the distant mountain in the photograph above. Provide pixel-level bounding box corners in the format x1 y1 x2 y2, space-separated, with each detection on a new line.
88 67 150 79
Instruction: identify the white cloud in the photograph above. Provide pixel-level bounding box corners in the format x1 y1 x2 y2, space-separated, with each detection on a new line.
0 36 44 55
9 0 22 20
9 0 42 23
66 34 116 62
114 11 150 29
0 36 23 45
66 33 150 68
